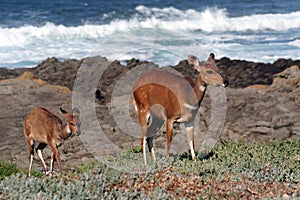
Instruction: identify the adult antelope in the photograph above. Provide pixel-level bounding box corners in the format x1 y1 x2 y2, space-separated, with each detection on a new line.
24 107 81 177
133 53 227 165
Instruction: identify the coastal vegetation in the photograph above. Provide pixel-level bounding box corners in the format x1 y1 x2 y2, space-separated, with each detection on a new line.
1 141 299 199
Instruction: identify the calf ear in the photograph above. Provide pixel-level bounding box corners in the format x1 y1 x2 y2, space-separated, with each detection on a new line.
60 108 68 116
60 108 67 113
72 108 80 117
207 53 215 64
188 55 200 69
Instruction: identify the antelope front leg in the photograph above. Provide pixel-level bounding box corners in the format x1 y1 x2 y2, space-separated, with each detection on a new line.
139 118 148 165
185 123 196 160
141 130 147 165
146 114 163 162
165 119 174 159
137 107 150 165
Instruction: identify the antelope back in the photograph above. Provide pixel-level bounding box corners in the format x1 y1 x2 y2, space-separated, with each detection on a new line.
133 70 196 118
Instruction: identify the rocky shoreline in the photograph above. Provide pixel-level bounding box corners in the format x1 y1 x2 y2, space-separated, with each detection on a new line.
0 55 299 171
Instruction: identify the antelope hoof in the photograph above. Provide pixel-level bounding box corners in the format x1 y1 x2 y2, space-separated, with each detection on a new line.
45 171 52 176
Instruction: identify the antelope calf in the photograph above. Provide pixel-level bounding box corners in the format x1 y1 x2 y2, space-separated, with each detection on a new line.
24 107 81 177
133 53 227 165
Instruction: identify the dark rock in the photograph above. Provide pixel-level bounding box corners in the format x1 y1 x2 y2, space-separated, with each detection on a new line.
33 57 82 89
2 57 300 90
95 89 105 103
170 57 300 88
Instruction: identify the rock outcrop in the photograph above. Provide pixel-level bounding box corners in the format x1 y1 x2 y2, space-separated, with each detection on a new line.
0 56 299 171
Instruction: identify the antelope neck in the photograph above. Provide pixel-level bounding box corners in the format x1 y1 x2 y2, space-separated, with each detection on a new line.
195 76 207 92
194 77 207 101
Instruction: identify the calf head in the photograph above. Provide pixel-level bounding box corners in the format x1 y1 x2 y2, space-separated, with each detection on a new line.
60 108 81 136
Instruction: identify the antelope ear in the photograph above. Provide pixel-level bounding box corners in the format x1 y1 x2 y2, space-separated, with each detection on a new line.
188 55 200 69
207 53 215 64
72 108 80 117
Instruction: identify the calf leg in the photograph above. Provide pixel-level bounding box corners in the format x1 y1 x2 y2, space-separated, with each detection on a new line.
49 143 62 174
36 143 48 175
50 151 55 176
25 137 34 177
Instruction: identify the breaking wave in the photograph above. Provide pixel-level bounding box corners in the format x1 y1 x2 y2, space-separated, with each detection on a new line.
1 6 300 68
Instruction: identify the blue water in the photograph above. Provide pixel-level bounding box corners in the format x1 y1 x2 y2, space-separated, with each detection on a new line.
1 0 300 68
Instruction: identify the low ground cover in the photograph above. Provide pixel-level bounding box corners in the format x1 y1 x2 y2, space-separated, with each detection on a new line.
1 141 299 199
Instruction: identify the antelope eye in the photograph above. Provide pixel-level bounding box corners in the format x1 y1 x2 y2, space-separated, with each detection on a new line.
207 70 213 74
70 122 75 126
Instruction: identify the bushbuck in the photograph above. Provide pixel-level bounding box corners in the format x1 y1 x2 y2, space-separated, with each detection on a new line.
133 53 226 165
24 107 81 177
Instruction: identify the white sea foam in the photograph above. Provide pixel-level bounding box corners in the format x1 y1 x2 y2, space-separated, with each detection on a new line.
0 6 300 68
1 6 300 44
288 39 300 47
134 6 300 32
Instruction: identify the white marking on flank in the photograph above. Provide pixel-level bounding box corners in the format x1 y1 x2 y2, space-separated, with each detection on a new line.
199 85 206 92
183 103 198 110
133 99 138 112
185 126 193 131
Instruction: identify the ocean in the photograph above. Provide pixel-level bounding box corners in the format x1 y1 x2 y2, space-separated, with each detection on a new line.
1 0 300 68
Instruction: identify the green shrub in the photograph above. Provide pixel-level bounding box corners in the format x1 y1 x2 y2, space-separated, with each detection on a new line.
0 161 21 179
129 145 142 153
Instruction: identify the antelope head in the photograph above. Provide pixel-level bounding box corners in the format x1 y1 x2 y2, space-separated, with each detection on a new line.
188 53 228 87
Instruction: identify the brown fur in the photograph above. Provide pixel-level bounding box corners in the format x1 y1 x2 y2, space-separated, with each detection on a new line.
133 53 225 164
